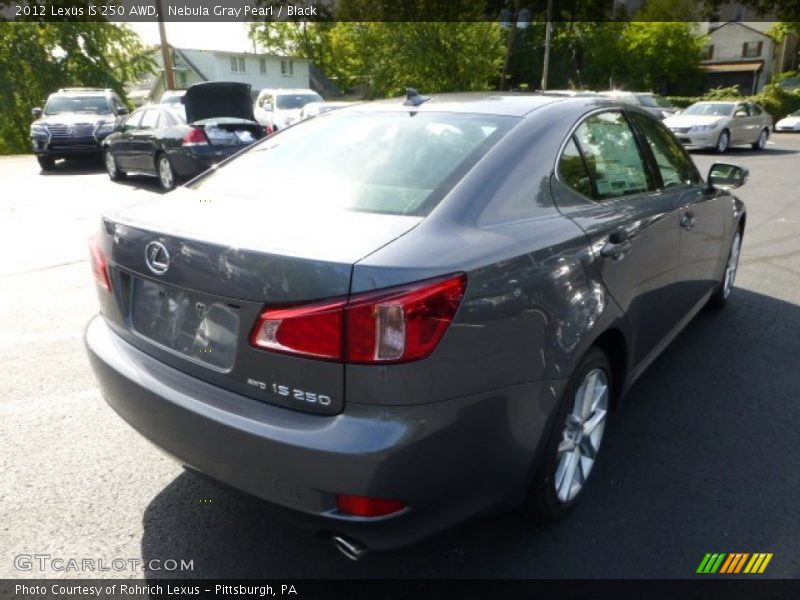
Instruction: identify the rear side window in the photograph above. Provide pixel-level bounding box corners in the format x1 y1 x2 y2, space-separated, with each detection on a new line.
570 111 652 200
189 112 516 216
630 113 701 188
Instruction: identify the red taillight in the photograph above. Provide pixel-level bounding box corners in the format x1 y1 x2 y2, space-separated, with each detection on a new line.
346 274 467 363
250 274 467 364
264 125 275 136
182 127 208 146
89 236 112 293
250 299 346 361
337 494 407 517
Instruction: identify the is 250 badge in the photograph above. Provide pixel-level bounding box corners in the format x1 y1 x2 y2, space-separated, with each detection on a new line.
246 378 332 406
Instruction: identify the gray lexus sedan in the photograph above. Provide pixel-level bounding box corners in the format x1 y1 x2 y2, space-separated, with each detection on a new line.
85 93 747 558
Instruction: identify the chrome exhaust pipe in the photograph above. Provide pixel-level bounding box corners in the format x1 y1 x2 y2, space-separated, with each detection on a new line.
332 535 367 561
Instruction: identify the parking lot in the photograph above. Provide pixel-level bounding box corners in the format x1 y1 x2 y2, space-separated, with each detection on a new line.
1 134 798 579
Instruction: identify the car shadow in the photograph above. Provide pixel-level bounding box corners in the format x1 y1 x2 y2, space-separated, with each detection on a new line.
140 288 800 579
37 156 104 175
690 146 798 158
112 173 172 195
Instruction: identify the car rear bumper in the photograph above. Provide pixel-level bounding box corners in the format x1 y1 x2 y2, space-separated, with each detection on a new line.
169 145 249 177
84 315 558 550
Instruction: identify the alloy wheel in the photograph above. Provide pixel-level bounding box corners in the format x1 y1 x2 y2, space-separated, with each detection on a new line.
105 152 116 178
722 232 742 299
554 368 609 503
757 130 767 149
717 131 729 153
158 156 174 189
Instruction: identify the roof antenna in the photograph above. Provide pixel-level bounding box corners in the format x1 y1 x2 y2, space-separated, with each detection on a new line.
403 87 430 107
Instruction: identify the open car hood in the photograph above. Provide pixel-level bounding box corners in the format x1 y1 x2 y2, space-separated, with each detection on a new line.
182 81 256 123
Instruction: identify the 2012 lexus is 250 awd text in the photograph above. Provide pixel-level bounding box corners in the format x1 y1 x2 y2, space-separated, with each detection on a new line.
85 92 747 558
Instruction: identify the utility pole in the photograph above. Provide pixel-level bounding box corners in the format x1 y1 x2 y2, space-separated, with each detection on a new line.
155 0 176 91
540 0 553 91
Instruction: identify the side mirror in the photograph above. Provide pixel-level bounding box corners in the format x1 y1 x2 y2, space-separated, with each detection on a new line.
708 163 748 190
32 107 42 118
117 106 129 116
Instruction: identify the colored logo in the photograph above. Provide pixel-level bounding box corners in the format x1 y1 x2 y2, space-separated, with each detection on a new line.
696 552 773 574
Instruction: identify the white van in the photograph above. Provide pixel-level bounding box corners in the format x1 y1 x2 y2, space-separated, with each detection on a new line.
253 88 323 131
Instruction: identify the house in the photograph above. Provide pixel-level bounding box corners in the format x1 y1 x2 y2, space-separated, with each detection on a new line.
134 46 314 104
697 21 798 94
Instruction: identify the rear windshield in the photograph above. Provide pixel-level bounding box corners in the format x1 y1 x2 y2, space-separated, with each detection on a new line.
275 93 322 110
44 95 112 115
637 94 673 108
188 112 516 216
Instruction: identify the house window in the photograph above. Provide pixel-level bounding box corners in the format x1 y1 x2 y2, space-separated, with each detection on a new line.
742 41 763 58
177 71 187 87
281 59 294 76
701 45 714 61
259 58 267 74
230 56 245 72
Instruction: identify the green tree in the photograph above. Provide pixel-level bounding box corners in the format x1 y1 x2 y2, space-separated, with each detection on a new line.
0 22 154 155
622 22 705 93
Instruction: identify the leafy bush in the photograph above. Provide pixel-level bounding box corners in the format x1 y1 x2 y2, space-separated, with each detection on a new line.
667 83 800 121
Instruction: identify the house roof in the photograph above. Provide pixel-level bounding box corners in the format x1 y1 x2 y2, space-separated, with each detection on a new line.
708 21 776 41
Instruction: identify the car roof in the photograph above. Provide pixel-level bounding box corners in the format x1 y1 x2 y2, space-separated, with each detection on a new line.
258 88 319 95
349 92 613 117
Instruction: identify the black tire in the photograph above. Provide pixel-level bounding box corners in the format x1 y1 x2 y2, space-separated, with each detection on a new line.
751 128 769 150
707 228 743 310
36 156 55 171
156 152 177 191
525 346 612 521
716 129 730 154
104 149 126 181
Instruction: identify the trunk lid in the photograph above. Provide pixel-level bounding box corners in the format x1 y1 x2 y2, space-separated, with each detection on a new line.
99 187 422 415
183 81 256 124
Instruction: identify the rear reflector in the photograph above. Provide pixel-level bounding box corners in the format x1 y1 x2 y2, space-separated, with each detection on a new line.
337 494 407 517
89 236 112 293
182 127 208 146
250 274 467 364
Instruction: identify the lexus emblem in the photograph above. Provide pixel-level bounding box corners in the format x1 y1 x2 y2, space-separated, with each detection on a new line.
145 241 170 275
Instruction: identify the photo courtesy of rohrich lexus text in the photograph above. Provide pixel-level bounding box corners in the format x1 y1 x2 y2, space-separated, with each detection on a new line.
1 0 798 597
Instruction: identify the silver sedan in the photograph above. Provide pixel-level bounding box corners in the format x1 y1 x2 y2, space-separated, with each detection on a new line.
664 101 773 152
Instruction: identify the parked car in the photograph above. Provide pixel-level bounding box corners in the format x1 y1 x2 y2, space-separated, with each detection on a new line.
159 89 187 107
598 91 679 120
86 93 747 558
30 88 129 171
664 101 773 152
253 88 323 130
541 89 599 97
775 109 800 131
299 101 354 120
102 82 264 190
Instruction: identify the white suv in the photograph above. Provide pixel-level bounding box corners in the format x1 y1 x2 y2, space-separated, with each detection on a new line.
253 88 322 131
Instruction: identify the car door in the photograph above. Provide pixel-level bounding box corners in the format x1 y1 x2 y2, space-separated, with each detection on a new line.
128 109 161 173
550 110 685 368
111 109 143 170
628 111 725 317
729 102 751 144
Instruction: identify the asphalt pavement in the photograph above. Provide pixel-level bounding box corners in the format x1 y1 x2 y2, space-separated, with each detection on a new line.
1 135 798 579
